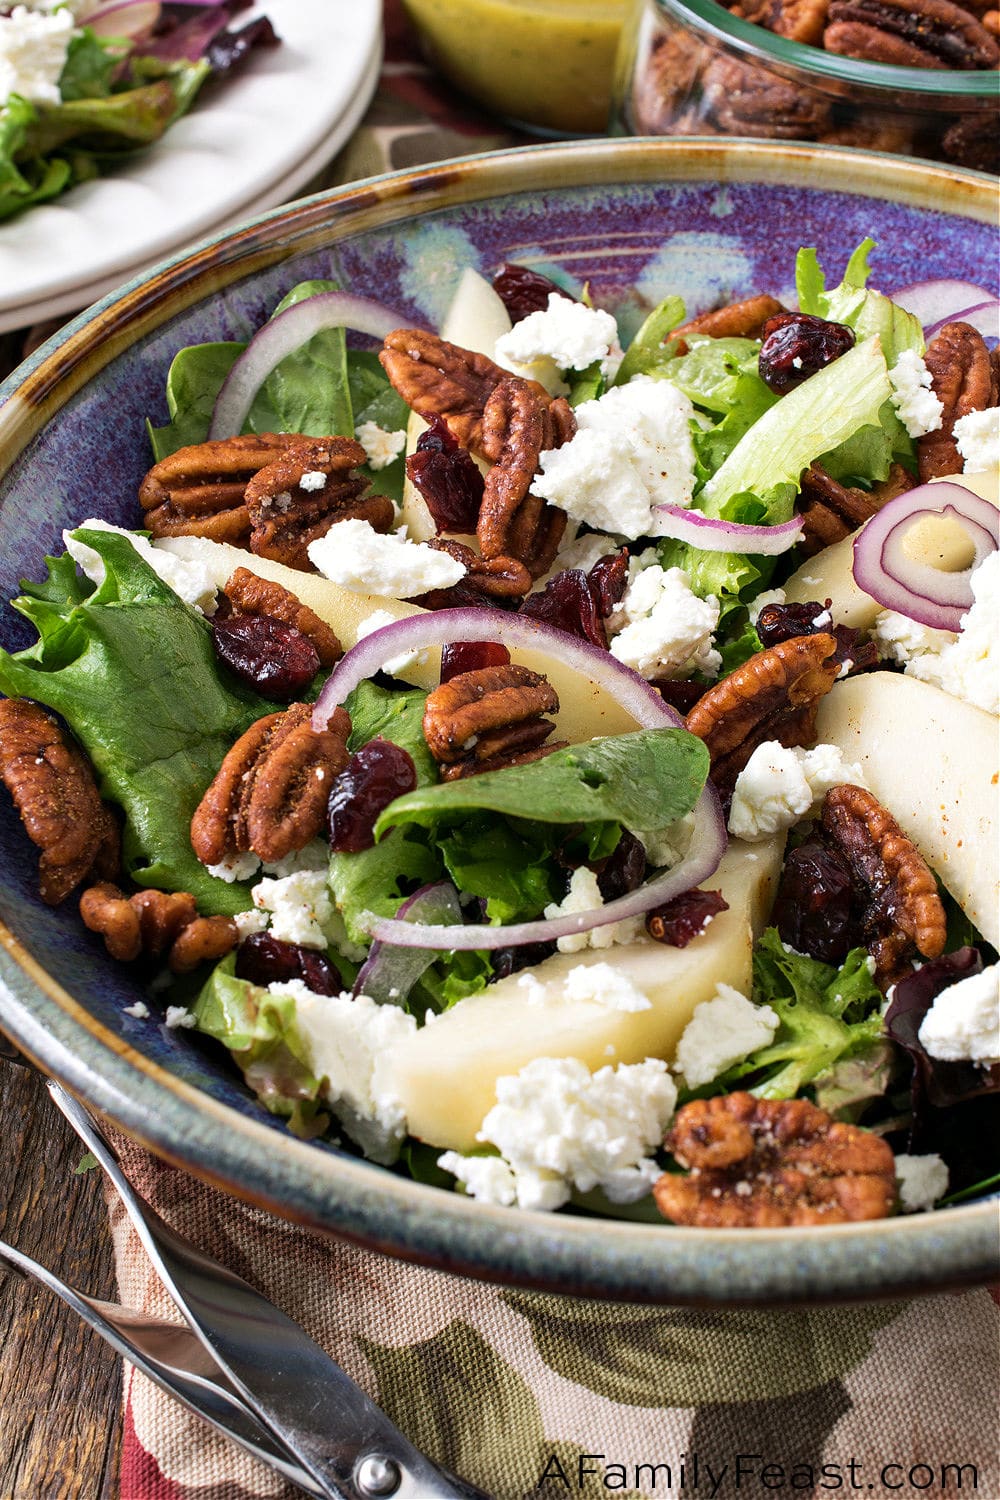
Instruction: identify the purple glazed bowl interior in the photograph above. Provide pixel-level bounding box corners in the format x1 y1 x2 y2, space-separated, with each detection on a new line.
0 138 997 1305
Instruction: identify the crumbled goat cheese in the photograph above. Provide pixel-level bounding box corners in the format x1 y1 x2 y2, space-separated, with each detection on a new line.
748 588 786 627
308 520 464 597
164 1006 197 1030
354 421 407 471
880 550 1000 715
609 564 720 680
275 981 416 1163
953 406 1000 474
872 609 956 664
888 350 944 440
261 839 330 878
205 852 261 884
494 292 622 379
531 529 621 591
673 983 779 1088
122 1001 150 1020
728 740 867 841
251 870 332 949
233 907 269 940
917 962 1000 1064
532 377 697 538
437 1152 518 1207
0 5 73 107
543 867 644 953
355 607 428 677
894 1153 949 1213
562 960 651 1012
65 519 220 615
450 1055 677 1211
634 813 694 870
298 470 327 493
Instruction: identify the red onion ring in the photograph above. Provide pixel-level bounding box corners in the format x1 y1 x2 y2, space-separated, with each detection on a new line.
852 481 999 631
653 503 804 554
314 607 726 950
208 295 416 441
353 882 463 1004
891 279 995 330
924 300 1000 345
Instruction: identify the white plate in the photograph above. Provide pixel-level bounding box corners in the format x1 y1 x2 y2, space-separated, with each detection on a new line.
0 0 382 334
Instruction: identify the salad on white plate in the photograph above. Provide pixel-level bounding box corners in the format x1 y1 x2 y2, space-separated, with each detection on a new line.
0 242 997 1229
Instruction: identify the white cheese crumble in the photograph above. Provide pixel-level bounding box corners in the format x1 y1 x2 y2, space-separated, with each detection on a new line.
542 867 643 953
298 469 327 493
894 1152 949 1214
673 983 780 1088
308 520 464 597
355 607 428 677
65 519 220 615
251 870 332 949
533 378 697 539
436 1152 518 1207
233 908 269 940
562 960 651 1012
876 549 999 716
0 5 73 107
440 1055 677 1211
728 740 867 841
164 1006 197 1030
917 962 1000 1064
354 421 407 471
888 350 944 440
530 529 622 592
494 293 622 379
634 813 694 870
609 564 720 680
953 406 1000 474
275 981 416 1163
122 1001 150 1020
205 852 261 884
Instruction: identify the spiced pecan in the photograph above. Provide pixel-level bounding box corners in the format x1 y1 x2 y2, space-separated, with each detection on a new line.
701 55 831 139
424 540 533 599
796 462 914 555
223 567 341 665
821 783 946 986
0 699 119 905
477 377 573 576
685 633 840 793
629 30 708 133
917 322 997 481
941 115 1000 174
245 437 392 571
191 702 351 865
380 330 513 456
139 433 300 544
729 0 829 42
422 663 559 775
654 1093 896 1227
824 0 999 66
984 7 999 33
80 882 236 973
673 294 787 352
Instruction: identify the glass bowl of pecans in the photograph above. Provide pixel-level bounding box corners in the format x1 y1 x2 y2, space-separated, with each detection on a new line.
612 0 999 171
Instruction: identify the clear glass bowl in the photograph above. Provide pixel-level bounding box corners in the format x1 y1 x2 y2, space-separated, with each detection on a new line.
612 0 999 170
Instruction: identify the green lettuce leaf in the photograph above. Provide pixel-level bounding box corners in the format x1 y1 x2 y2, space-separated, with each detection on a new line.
344 679 438 785
0 95 72 220
18 64 209 159
58 29 120 101
0 530 270 914
613 294 686 384
796 239 924 368
437 815 561 925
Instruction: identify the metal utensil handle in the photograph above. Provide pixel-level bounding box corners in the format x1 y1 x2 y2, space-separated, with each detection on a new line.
46 1082 490 1500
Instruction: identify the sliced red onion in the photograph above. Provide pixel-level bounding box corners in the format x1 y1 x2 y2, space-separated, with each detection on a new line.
891 279 995 330
653 503 804 554
314 607 726 950
852 481 999 631
86 0 160 37
924 299 1000 345
208 294 415 441
353 882 463 1005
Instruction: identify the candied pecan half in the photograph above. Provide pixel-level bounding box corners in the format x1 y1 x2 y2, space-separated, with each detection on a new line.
422 662 560 776
941 115 1000 175
139 433 299 544
917 322 997 481
223 567 341 665
80 883 236 973
191 702 351 865
655 1093 896 1227
685 633 840 793
673 294 786 352
477 376 573 576
245 437 392 571
0 699 119 905
729 0 829 42
701 55 830 139
796 462 914 556
380 330 512 457
424 540 533 599
824 0 999 67
821 784 946 986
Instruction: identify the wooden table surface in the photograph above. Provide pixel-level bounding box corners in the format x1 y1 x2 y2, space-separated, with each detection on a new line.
0 1058 121 1500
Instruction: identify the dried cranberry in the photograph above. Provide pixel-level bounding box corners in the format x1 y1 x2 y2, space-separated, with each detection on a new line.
406 417 484 533
489 940 558 979
519 569 607 649
645 888 729 946
758 313 856 395
440 641 512 681
587 552 629 618
212 614 320 701
772 836 858 964
594 830 647 902
652 677 705 715
492 264 573 323
235 932 340 996
755 599 878 678
327 737 417 852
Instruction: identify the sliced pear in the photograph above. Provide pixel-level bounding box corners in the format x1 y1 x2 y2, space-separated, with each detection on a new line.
382 837 784 1152
783 469 999 630
815 671 999 947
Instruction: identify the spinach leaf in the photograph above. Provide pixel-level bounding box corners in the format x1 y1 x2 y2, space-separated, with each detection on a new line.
344 680 438 785
244 280 353 439
438 816 561 924
147 342 246 460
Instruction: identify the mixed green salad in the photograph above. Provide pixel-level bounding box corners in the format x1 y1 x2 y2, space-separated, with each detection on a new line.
1 240 997 1225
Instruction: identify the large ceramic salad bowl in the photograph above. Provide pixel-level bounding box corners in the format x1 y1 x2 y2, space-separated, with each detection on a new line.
0 139 997 1303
